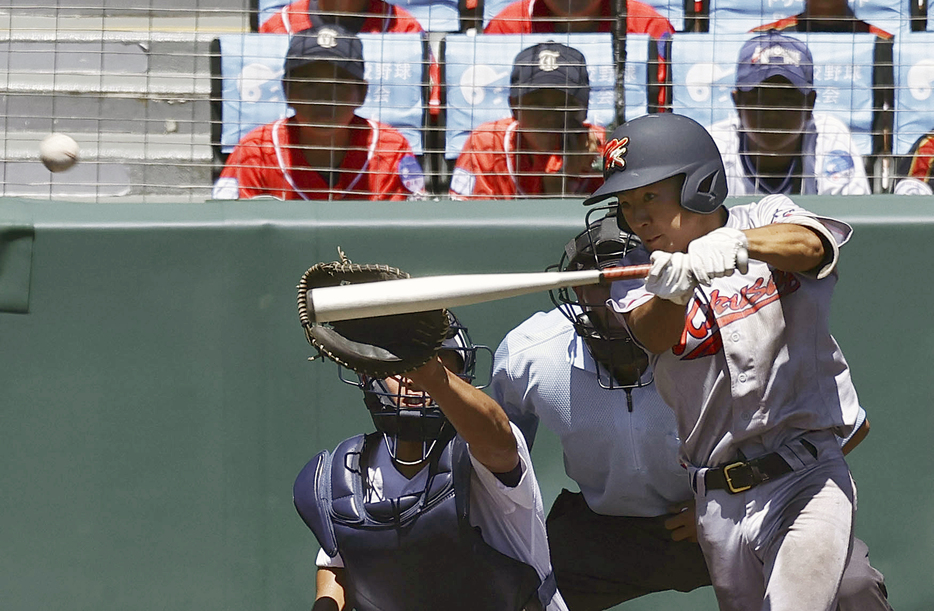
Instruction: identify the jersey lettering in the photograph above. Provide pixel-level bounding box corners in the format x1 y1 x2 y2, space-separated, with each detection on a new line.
674 271 802 360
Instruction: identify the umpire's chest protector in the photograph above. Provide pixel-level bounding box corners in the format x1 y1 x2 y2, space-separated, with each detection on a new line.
293 433 543 611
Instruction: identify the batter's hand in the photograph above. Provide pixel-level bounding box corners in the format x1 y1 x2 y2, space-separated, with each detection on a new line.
686 227 749 285
645 251 696 305
664 500 698 543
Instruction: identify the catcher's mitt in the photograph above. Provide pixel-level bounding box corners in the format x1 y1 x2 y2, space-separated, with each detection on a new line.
297 251 450 379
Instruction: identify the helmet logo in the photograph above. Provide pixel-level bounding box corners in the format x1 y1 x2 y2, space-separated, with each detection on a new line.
604 137 629 173
538 50 560 72
316 28 338 49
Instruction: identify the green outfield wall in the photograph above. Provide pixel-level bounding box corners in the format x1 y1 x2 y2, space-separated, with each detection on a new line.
1 197 931 611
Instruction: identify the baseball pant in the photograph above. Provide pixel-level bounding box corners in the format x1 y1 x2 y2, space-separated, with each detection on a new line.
694 431 856 611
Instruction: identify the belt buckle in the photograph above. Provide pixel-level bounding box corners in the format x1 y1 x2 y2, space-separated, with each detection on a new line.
723 461 753 494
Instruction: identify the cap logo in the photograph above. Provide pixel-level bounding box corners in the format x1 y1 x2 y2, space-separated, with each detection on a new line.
316 28 338 49
751 44 801 66
538 50 560 72
604 137 629 173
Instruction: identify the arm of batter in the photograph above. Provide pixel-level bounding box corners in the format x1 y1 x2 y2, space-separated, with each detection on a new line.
624 223 828 354
743 223 828 274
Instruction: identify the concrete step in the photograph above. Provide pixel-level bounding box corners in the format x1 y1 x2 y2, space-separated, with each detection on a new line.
1 131 215 199
1 92 211 137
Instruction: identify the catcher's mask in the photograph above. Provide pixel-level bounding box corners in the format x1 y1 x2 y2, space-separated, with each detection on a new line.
549 207 653 400
341 311 491 465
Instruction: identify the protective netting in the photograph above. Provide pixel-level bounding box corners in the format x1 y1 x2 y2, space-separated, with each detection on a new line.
1 1 930 201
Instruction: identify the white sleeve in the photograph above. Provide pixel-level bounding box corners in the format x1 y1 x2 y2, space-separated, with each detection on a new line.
315 547 344 569
751 194 853 279
467 423 537 511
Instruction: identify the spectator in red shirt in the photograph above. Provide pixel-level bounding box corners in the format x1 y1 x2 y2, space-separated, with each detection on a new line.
260 0 441 115
751 0 892 39
213 25 425 201
484 0 675 38
260 0 422 35
450 42 605 199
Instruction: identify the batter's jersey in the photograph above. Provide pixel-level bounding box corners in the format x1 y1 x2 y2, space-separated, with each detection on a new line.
315 424 570 611
213 115 425 201
710 113 870 197
484 0 675 39
450 118 605 199
610 195 861 468
493 308 691 517
259 0 422 35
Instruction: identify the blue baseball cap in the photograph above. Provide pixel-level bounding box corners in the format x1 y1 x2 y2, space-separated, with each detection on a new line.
285 24 365 82
510 42 590 109
735 32 814 95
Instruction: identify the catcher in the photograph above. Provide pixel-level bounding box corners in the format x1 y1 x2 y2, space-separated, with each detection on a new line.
294 258 568 611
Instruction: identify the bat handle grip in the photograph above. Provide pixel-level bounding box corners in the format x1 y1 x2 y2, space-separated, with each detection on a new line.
599 264 652 282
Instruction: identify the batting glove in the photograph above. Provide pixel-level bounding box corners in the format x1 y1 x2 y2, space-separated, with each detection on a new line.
645 251 697 305
686 227 749 285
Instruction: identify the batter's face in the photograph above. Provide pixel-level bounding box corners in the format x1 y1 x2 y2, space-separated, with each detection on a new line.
615 175 716 253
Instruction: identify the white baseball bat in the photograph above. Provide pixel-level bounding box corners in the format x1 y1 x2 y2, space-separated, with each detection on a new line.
306 250 747 323
306 263 651 323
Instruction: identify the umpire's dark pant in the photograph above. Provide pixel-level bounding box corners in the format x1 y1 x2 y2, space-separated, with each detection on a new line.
545 489 892 611
545 489 710 611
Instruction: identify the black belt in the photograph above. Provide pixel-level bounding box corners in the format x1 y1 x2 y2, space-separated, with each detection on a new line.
703 440 817 494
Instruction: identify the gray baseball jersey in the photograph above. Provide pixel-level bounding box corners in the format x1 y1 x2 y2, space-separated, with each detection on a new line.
609 194 861 468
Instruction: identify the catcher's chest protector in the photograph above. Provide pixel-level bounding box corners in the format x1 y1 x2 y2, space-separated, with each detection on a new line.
293 434 547 611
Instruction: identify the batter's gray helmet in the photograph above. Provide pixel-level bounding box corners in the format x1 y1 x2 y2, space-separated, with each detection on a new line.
583 114 728 230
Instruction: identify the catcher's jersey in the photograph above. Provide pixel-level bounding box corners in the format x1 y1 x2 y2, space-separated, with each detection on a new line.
213 115 424 201
610 195 861 468
315 424 569 611
710 113 870 197
450 117 605 200
493 308 691 517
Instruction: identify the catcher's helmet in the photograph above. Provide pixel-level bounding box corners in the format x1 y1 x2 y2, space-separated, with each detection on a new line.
550 208 652 392
582 113 728 231
343 311 489 465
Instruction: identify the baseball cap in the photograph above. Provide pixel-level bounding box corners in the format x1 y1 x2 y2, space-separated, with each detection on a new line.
510 42 590 109
285 24 365 82
735 32 814 95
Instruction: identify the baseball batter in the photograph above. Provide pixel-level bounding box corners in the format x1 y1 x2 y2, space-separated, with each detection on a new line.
583 112 865 611
496 213 890 611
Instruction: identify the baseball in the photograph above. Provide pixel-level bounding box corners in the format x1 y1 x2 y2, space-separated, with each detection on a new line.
39 133 80 172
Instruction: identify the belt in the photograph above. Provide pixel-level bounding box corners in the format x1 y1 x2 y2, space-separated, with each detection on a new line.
703 440 817 494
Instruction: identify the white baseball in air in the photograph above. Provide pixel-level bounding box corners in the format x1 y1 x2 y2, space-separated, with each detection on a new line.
39 133 80 172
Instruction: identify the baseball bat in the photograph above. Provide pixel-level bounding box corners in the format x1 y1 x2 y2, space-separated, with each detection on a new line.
306 250 748 323
306 263 651 323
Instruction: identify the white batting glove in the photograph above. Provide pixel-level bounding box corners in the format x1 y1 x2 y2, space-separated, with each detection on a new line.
686 227 749 285
645 251 697 305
